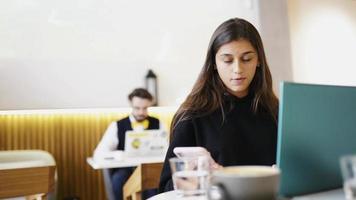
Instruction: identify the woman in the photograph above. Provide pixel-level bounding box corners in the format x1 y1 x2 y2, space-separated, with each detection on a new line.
158 18 279 192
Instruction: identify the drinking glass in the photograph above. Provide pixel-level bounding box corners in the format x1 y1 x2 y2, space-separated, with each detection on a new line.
169 156 210 197
340 155 356 200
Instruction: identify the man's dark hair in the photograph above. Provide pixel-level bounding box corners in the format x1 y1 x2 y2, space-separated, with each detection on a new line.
128 88 153 101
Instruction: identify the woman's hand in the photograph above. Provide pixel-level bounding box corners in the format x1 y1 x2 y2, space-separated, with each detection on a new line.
211 161 223 170
205 151 222 170
174 176 200 190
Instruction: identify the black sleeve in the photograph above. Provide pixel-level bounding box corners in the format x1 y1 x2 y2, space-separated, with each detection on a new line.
158 118 197 193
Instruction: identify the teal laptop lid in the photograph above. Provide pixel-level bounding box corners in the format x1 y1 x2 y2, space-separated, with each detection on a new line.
277 82 356 197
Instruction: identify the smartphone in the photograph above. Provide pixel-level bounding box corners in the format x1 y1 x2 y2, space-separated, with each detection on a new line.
173 146 209 158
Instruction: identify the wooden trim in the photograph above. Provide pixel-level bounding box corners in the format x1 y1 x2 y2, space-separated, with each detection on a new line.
123 162 163 200
141 163 164 189
0 166 56 199
123 165 142 200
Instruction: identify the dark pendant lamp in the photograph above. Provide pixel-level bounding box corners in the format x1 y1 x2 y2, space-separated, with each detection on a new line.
145 69 158 106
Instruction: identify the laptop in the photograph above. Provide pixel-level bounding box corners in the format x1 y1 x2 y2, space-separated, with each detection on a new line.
124 129 168 157
277 82 356 197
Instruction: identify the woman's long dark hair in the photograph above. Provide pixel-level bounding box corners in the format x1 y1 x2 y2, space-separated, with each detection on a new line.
171 18 278 135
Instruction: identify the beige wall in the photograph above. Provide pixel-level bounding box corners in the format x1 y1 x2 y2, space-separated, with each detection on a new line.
287 0 356 86
259 0 293 96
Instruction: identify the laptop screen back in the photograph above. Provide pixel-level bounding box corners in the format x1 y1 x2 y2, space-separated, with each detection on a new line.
277 82 356 197
125 129 168 156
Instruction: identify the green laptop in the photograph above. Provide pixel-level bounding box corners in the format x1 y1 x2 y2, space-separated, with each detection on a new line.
277 82 356 197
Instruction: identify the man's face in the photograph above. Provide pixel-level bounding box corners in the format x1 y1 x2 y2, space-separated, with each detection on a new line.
130 96 152 122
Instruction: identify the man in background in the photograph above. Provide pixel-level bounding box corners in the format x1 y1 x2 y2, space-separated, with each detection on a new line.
94 88 163 200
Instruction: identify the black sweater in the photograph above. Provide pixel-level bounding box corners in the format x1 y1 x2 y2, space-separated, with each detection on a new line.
158 93 278 192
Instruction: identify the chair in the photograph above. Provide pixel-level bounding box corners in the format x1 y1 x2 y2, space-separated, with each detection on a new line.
0 150 56 200
102 168 116 200
123 162 163 200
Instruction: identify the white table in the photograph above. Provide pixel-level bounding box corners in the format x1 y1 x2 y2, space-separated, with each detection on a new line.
86 155 165 169
292 188 345 200
87 155 166 200
148 189 345 200
148 191 206 200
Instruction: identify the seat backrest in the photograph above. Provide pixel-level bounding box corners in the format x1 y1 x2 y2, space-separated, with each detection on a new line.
0 150 56 198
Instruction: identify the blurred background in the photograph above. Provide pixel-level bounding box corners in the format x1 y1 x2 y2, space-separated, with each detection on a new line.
0 0 355 199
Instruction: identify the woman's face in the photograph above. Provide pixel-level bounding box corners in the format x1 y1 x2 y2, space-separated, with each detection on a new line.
215 39 259 98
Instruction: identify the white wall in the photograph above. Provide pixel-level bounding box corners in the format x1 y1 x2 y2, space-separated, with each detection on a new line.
4 0 354 110
287 0 356 86
0 0 260 109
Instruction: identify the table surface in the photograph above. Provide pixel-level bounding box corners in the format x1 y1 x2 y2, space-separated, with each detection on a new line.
148 189 345 200
87 155 165 169
147 191 206 200
88 154 346 200
292 188 345 200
